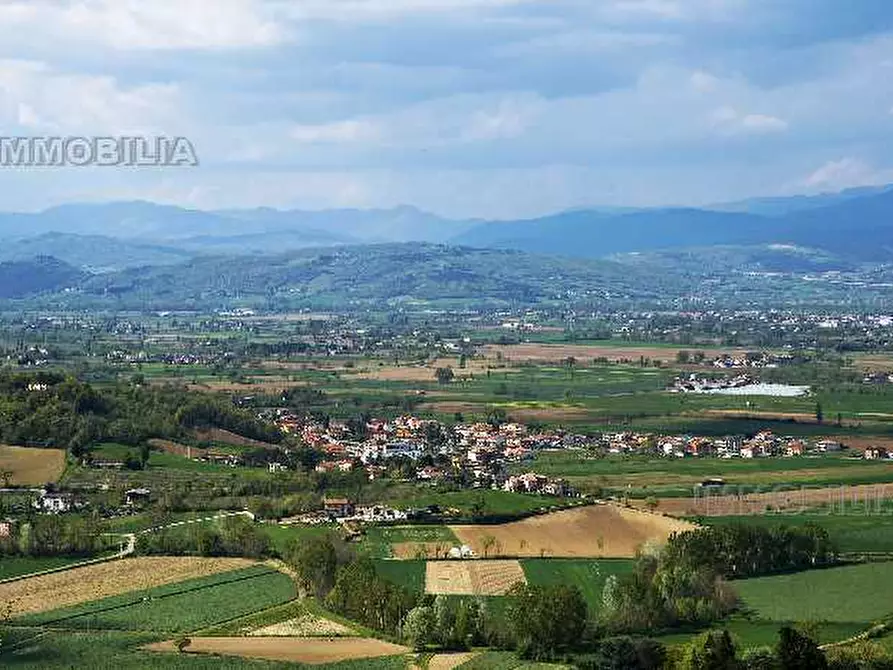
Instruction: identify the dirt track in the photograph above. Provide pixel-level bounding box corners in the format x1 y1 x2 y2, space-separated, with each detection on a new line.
146 637 408 664
450 504 695 558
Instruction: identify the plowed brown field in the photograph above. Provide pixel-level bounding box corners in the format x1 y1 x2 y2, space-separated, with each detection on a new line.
0 445 66 485
425 560 526 595
451 504 695 558
146 637 408 664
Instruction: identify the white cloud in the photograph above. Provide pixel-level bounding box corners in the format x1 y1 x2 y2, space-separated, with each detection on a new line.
803 158 893 190
710 106 789 135
290 119 380 144
0 59 182 134
0 0 285 51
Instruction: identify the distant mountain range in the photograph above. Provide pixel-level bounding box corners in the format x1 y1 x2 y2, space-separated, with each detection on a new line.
0 184 891 274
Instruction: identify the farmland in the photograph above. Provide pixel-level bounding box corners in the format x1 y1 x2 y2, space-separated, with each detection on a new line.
0 445 66 485
735 562 893 624
145 637 409 665
17 565 296 633
450 504 695 558
0 557 258 617
425 560 527 595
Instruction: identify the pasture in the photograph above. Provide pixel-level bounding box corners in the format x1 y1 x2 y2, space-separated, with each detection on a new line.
521 559 635 613
0 445 66 486
450 505 695 559
736 561 893 624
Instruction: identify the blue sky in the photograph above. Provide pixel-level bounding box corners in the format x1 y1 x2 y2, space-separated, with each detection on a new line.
0 0 892 218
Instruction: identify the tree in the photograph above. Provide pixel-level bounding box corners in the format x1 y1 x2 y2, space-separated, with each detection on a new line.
776 626 826 670
175 637 192 654
676 350 691 364
585 636 666 670
565 356 577 379
681 630 739 670
506 583 587 660
435 367 455 385
286 535 338 598
403 605 436 651
815 403 824 425
740 647 778 670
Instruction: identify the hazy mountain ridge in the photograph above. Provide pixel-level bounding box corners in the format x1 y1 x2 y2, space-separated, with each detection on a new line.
2 185 892 273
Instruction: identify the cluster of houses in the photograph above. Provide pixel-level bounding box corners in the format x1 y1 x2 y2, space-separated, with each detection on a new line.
595 430 846 459
278 413 582 495
711 352 793 369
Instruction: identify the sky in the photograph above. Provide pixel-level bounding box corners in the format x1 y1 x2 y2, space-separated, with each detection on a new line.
0 0 892 219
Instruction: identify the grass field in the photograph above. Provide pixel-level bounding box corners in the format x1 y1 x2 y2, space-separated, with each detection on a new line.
0 556 91 580
521 559 635 613
373 559 427 593
385 490 577 519
0 445 66 485
17 565 296 633
360 525 458 559
736 561 893 624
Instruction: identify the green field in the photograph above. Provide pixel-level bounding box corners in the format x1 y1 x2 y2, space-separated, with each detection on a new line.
260 524 339 556
736 561 893 624
0 556 89 580
360 525 458 558
16 565 296 633
372 559 426 593
521 559 635 613
385 490 579 519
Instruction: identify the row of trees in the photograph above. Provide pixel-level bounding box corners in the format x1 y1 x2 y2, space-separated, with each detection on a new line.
0 516 105 557
135 516 270 558
662 524 837 580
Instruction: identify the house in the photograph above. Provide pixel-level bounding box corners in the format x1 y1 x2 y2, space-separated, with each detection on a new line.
865 447 889 460
0 518 15 538
124 487 151 506
34 491 73 514
323 497 354 518
816 440 843 453
268 462 288 473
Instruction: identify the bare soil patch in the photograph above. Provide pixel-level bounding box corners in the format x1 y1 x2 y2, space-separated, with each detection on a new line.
393 542 454 560
0 445 66 486
0 557 257 617
346 357 502 382
645 483 893 517
427 652 480 669
146 637 408 665
425 560 526 595
192 428 273 448
451 505 695 558
248 614 354 637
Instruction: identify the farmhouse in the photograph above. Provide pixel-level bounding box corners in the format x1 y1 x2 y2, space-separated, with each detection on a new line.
33 491 74 514
865 447 890 460
125 487 151 506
